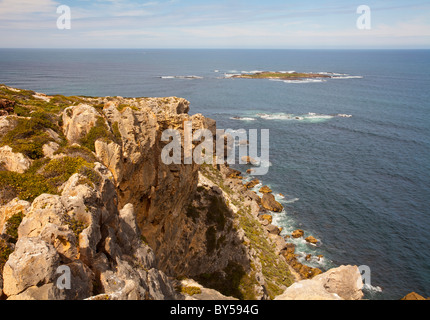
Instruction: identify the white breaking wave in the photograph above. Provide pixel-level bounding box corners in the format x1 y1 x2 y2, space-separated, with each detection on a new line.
363 284 383 293
230 116 257 121
241 70 265 74
224 73 241 78
255 112 352 122
283 79 327 84
257 113 294 120
331 75 364 79
160 75 203 79
281 197 300 204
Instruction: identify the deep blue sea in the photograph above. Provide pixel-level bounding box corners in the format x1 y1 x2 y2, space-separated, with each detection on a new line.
1 49 429 300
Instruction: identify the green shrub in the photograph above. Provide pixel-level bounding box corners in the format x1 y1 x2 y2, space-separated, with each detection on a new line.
54 145 97 163
79 117 113 152
195 261 258 300
42 156 94 187
0 171 56 202
64 216 88 239
117 104 138 112
0 156 97 202
5 212 25 244
0 115 59 160
180 286 202 296
0 239 13 273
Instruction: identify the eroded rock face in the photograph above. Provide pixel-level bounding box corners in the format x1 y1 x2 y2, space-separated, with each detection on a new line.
275 265 364 300
62 104 101 143
1 163 179 300
93 98 223 277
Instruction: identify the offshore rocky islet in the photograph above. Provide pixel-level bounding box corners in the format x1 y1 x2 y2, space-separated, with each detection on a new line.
0 84 364 300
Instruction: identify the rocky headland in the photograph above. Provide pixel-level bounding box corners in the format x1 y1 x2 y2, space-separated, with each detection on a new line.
0 84 364 300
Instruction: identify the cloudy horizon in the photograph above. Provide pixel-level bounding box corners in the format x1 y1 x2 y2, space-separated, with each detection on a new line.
0 0 429 49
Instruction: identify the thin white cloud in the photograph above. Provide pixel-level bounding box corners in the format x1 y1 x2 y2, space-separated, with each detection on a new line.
0 0 59 18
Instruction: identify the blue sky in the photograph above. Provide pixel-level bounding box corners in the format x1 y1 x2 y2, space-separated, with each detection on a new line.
0 0 429 48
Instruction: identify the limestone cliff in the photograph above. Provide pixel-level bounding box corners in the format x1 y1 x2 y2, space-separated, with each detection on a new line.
0 85 364 300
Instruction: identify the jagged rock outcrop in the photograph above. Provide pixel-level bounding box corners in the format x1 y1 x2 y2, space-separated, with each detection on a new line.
275 265 364 300
62 104 101 144
261 193 283 212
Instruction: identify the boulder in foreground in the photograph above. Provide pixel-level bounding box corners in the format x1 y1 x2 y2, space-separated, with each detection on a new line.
275 265 364 300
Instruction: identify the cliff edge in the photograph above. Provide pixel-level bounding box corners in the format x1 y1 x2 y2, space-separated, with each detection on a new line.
0 85 363 300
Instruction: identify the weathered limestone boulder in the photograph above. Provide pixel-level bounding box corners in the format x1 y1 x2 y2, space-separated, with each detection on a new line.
259 186 272 194
0 146 32 173
401 292 429 300
18 194 66 239
62 104 100 143
275 265 364 300
2 237 61 297
266 224 282 235
305 236 318 245
0 116 13 137
245 179 260 189
292 229 304 239
261 194 283 212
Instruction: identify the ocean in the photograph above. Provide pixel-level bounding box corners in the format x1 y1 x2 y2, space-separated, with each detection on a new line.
1 49 429 300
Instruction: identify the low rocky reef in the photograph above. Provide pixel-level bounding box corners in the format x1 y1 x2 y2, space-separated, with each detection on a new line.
1 84 364 300
231 71 331 81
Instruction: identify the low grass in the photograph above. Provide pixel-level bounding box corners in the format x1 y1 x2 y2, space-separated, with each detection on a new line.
0 156 99 203
0 114 61 159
